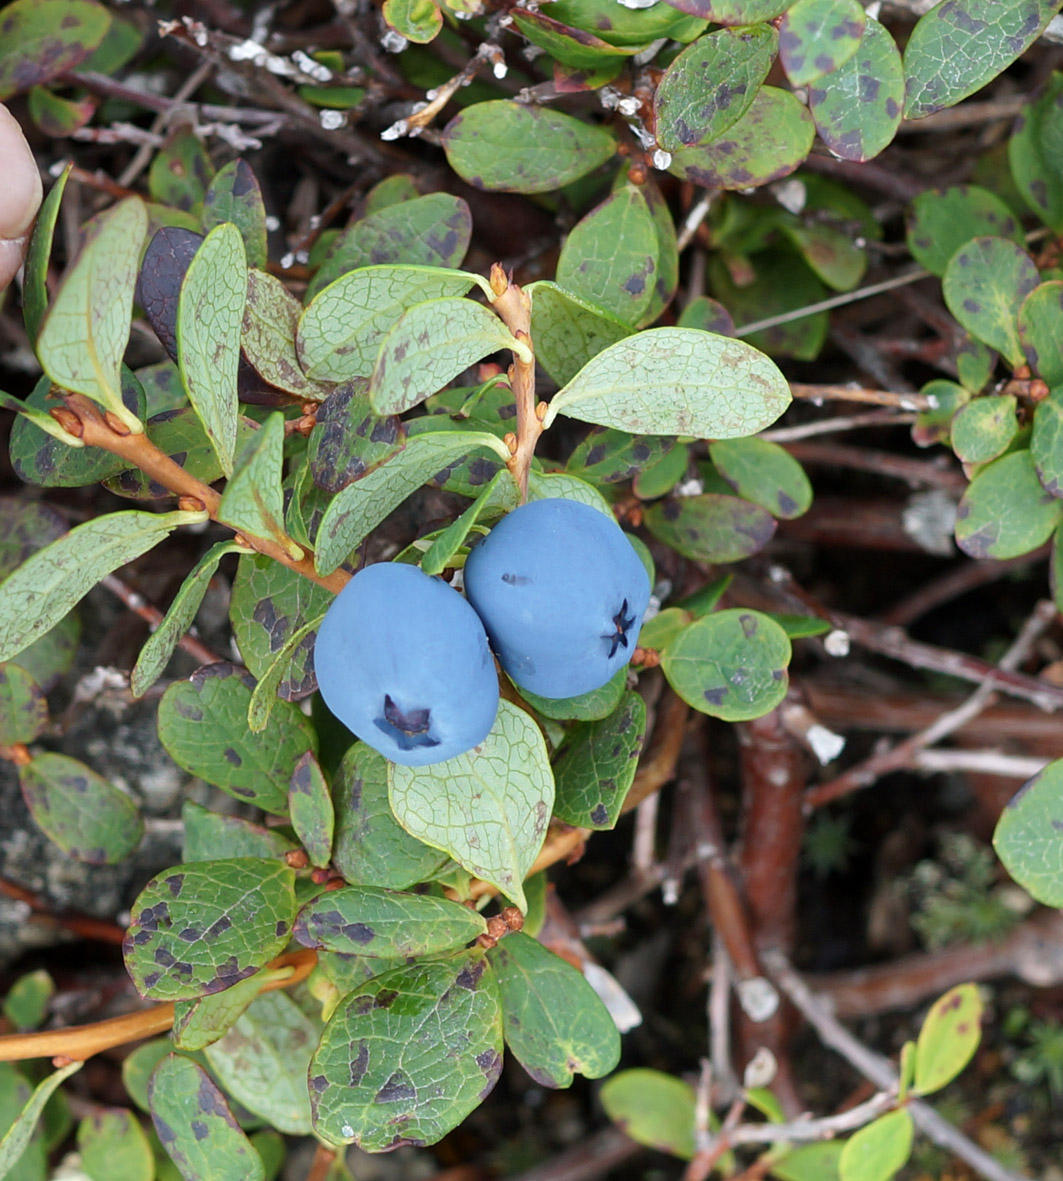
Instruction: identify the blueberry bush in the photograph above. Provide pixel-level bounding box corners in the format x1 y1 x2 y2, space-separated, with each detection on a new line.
2 0 1063 1178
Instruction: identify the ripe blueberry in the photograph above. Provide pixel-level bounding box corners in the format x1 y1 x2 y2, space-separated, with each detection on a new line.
314 562 499 766
463 498 651 699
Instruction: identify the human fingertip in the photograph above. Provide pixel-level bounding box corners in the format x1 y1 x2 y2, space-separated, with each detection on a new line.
0 104 43 241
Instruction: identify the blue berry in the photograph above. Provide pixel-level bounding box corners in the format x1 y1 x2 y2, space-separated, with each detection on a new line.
463 498 650 699
314 563 499 766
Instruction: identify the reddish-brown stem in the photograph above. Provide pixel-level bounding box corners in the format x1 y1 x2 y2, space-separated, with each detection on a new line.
100 575 223 666
0 876 126 945
306 1142 338 1181
489 265 540 502
0 951 317 1063
63 394 349 594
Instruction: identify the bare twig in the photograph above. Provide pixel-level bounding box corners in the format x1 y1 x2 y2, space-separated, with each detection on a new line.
806 600 1058 809
788 385 931 410
760 411 918 443
100 574 224 667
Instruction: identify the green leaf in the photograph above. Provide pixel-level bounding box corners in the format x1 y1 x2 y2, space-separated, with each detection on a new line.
132 541 243 697
1009 71 1063 233
600 1068 695 1159
78 1109 153 1181
23 162 70 343
332 742 450 888
306 381 403 495
314 429 507 575
769 1142 844 1181
298 265 477 382
639 180 679 326
0 663 47 744
838 1108 913 1181
955 449 1063 559
545 327 790 437
955 336 997 394
779 218 867 292
157 664 316 815
709 438 812 519
203 160 268 270
309 952 503 1150
519 664 628 722
308 194 471 300
994 758 1063 906
230 554 333 695
654 24 776 152
669 87 814 191
203 992 320 1135
288 751 334 868
510 9 640 69
421 468 520 576
2 970 54 1032
389 700 554 910
0 1064 44 1181
913 983 983 1095
177 221 248 477
36 197 147 422
1019 282 1063 387
553 691 646 829
19 751 142 863
294 884 486 956
149 1055 264 1181
124 858 296 1001
942 237 1039 367
0 0 110 98
555 185 662 328
645 493 776 561
370 298 520 415
488 931 620 1086
950 396 1018 465
661 609 791 721
182 801 297 862
383 0 442 42
904 0 1060 120
241 270 330 400
528 282 632 388
1033 388 1063 497
807 18 904 162
912 378 971 447
172 969 274 1051
0 1062 82 1180
108 408 249 499
218 413 293 554
0 507 193 664
249 1132 285 1181
666 0 788 20
566 427 677 489
442 101 616 193
148 129 214 215
247 617 322 737
778 0 864 86
906 185 1024 278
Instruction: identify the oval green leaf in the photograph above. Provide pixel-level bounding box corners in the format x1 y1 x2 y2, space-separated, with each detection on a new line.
1019 281 1063 387
149 1055 264 1181
779 0 864 86
545 327 790 437
488 931 621 1086
37 197 147 421
942 236 1040 368
1009 72 1063 233
994 758 1063 907
669 87 813 190
661 609 791 721
654 24 777 151
913 983 983 1095
838 1108 913 1181
645 493 776 562
709 437 812 519
442 101 615 193
949 395 1018 465
177 221 247 477
906 185 1023 278
124 858 296 1001
19 751 142 864
528 282 632 388
807 18 903 162
1032 387 1063 497
389 700 554 911
309 953 503 1150
0 0 110 98
600 1068 695 1159
904 0 1060 120
955 449 1063 559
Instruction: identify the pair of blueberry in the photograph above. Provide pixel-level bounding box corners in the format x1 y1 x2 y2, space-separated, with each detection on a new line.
313 498 651 766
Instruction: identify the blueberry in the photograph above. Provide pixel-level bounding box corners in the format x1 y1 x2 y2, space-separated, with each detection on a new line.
463 498 651 699
314 563 499 766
